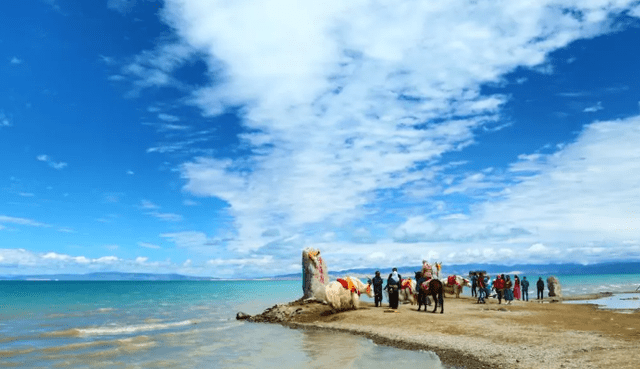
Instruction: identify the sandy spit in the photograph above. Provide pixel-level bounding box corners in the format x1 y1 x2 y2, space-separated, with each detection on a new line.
245 293 640 369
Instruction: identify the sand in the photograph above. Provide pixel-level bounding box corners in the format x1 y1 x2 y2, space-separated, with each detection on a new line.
247 293 640 369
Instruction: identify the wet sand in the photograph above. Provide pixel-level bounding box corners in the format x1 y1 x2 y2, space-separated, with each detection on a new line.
248 293 640 369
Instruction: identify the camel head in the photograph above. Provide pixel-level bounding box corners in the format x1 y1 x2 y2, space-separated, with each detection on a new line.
363 278 374 297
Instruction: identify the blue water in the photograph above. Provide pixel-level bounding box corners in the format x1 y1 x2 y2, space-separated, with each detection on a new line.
0 281 445 368
1 274 638 368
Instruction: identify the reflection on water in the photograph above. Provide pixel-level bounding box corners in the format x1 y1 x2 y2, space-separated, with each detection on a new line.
301 329 361 367
297 329 445 369
565 292 640 311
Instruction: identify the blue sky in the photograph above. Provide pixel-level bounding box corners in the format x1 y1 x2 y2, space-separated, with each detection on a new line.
2 0 640 278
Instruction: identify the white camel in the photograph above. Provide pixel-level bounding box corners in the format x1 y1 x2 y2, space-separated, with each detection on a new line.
443 275 470 298
302 248 374 310
398 278 417 304
324 276 374 311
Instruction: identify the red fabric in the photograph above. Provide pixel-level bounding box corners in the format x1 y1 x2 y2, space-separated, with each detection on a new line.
337 278 348 289
336 278 358 294
495 278 505 289
401 278 413 291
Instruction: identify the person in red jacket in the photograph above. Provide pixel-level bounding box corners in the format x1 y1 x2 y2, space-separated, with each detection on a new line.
494 274 505 304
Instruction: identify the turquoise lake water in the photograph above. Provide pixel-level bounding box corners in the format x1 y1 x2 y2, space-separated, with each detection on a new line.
1 274 638 368
0 280 445 368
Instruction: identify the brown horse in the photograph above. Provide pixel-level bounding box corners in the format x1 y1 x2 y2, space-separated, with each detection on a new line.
417 278 444 314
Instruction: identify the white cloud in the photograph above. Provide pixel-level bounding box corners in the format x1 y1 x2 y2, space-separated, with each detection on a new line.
393 216 440 243
1 112 12 127
158 113 180 122
36 154 67 170
0 215 50 227
161 231 209 249
140 199 160 209
127 170 135 175
147 211 183 222
165 1 640 258
10 57 22 65
138 241 161 249
86 0 640 272
583 101 603 112
41 252 119 265
120 42 196 94
135 256 148 264
139 200 182 221
107 0 136 14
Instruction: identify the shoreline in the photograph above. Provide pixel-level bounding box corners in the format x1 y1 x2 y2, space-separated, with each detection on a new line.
246 292 640 369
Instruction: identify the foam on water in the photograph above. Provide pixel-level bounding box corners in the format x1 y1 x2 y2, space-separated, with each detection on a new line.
76 320 195 336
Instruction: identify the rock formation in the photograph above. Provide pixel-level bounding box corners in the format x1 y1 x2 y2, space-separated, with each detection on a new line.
547 276 562 299
302 247 328 301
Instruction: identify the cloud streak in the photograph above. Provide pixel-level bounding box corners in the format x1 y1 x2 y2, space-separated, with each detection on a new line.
36 154 68 170
115 0 640 273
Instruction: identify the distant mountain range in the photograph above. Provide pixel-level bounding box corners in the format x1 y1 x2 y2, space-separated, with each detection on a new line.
0 272 216 281
1 261 638 281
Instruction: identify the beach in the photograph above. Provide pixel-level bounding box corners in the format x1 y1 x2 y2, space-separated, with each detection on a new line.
249 293 640 369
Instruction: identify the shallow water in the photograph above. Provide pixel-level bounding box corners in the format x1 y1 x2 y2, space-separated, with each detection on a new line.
564 292 640 311
0 281 446 368
2 274 638 368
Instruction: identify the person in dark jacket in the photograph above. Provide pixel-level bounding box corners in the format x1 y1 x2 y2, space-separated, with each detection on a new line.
372 271 384 307
385 268 402 309
471 272 478 297
521 276 530 301
476 273 486 304
537 277 545 300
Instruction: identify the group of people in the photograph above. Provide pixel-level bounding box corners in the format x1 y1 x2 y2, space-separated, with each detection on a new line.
371 261 435 309
371 268 403 309
370 266 549 309
470 273 547 304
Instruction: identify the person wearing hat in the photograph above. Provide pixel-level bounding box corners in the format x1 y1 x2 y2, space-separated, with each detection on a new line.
372 271 384 307
385 268 402 309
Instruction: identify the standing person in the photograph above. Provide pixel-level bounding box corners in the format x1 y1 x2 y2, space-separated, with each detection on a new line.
513 275 521 300
471 272 478 298
537 277 545 300
494 275 505 304
476 273 486 303
504 275 514 304
372 271 384 307
521 276 530 302
385 268 402 309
